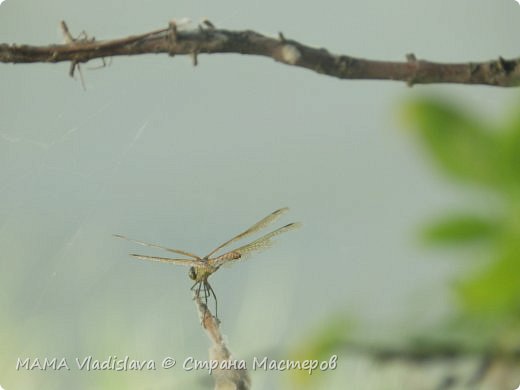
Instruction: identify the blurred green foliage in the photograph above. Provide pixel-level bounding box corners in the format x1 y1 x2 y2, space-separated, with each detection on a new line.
286 315 351 389
403 97 520 346
285 98 520 389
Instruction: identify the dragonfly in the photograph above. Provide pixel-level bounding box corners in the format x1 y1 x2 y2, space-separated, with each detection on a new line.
114 207 300 319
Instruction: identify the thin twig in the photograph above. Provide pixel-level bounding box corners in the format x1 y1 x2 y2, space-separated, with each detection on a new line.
1 20 519 87
60 21 86 89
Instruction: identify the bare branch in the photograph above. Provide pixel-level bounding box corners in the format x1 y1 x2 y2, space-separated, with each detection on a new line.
343 341 520 388
343 340 520 364
195 296 251 390
1 21 519 87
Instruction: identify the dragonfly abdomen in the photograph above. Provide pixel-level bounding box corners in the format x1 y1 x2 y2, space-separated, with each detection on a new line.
215 252 241 262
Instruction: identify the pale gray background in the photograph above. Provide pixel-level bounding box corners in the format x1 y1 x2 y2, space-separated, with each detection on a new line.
1 0 519 388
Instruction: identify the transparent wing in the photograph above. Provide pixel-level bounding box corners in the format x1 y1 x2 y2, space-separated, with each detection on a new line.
114 234 200 259
205 207 289 258
130 254 205 267
211 222 301 267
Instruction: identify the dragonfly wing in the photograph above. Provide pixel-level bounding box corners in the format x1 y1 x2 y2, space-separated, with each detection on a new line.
211 222 301 267
205 207 290 258
114 234 200 259
130 254 204 267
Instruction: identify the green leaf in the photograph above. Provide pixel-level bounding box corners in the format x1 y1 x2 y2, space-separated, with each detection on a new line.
421 214 498 246
403 98 500 187
496 116 520 186
503 99 520 134
456 251 520 319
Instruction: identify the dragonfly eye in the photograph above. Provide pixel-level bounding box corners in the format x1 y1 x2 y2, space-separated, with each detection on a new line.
188 267 197 280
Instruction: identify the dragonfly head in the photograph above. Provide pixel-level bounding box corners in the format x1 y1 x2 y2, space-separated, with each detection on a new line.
188 266 197 281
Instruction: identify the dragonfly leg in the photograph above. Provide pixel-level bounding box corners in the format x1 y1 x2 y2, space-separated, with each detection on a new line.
205 284 211 301
190 280 218 321
205 281 218 320
192 281 203 301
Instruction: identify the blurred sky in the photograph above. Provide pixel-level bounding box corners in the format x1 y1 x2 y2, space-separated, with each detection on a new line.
1 0 520 389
